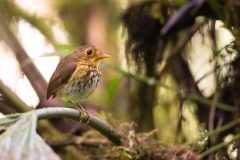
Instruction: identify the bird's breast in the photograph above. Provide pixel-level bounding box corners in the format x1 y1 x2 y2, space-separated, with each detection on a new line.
56 66 101 103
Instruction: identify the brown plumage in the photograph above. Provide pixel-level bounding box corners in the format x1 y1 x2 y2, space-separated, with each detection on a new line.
46 45 110 108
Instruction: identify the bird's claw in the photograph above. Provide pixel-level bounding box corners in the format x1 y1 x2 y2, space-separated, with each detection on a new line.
83 110 91 124
78 109 83 123
71 102 91 124
76 108 90 124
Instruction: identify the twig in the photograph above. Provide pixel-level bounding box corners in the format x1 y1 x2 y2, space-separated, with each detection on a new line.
198 133 240 159
183 118 240 146
175 98 184 143
168 18 206 57
187 94 234 112
208 91 221 143
48 137 109 147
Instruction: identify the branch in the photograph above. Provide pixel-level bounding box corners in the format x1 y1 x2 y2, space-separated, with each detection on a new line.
0 10 62 108
168 18 206 57
0 80 31 113
47 137 109 147
36 107 121 146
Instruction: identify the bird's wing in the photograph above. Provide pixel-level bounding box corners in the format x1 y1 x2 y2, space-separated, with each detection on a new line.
46 56 78 99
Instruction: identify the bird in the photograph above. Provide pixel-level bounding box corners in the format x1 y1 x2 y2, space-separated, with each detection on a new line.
46 45 110 123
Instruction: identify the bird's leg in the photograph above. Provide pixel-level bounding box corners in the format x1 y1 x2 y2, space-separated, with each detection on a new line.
76 102 85 111
76 102 91 124
70 101 83 123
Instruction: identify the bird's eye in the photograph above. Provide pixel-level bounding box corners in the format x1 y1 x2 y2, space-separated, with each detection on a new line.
86 49 92 55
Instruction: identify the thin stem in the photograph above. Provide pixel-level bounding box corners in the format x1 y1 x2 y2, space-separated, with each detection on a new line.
182 118 240 146
36 107 121 146
107 63 235 112
198 133 240 159
187 94 234 112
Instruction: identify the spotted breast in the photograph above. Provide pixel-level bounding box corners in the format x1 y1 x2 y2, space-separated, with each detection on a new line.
55 64 101 103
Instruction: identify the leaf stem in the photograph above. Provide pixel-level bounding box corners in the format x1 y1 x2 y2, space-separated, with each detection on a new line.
107 63 235 112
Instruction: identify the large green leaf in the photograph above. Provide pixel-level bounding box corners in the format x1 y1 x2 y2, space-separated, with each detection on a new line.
107 76 122 103
0 111 60 160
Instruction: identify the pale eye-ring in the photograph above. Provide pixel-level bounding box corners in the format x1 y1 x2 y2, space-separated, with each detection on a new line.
86 49 92 55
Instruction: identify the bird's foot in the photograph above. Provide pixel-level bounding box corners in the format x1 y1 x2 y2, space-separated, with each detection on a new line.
74 102 91 124
82 110 91 124
77 108 83 123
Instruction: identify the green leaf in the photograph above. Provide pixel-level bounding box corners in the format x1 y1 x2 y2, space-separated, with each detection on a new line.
107 76 122 103
0 111 60 160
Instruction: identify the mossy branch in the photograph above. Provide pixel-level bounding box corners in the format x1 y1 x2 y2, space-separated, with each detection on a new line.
36 107 121 146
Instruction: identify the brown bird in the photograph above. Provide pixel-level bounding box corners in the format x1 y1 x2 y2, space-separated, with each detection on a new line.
46 45 110 123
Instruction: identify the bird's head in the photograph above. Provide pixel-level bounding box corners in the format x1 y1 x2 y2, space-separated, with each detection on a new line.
73 45 110 67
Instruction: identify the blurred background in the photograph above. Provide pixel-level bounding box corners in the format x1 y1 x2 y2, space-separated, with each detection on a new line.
0 0 240 159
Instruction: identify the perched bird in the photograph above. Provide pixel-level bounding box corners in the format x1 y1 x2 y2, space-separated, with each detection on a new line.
46 45 110 123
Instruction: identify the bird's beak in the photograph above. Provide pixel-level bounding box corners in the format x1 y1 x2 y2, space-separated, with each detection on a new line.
98 53 111 59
